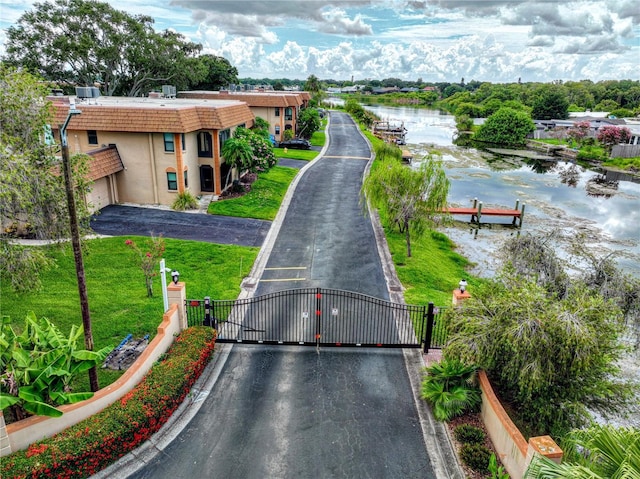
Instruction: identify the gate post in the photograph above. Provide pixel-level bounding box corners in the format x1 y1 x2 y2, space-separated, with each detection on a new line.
423 302 435 354
203 296 213 328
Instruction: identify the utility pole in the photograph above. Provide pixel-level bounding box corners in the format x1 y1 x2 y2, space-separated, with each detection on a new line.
60 100 99 392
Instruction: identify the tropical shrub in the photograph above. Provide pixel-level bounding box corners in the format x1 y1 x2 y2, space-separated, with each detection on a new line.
489 453 510 479
454 424 486 445
0 313 112 421
1 327 217 479
460 443 493 472
171 191 198 211
525 424 640 479
420 357 481 421
596 125 632 153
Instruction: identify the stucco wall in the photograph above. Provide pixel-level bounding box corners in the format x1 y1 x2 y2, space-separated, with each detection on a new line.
3 300 184 456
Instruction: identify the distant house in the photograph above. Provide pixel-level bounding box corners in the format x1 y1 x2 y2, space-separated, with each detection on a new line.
372 87 400 95
50 95 255 209
532 116 630 140
178 90 309 142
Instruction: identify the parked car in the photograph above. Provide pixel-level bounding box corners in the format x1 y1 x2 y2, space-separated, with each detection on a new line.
278 138 312 150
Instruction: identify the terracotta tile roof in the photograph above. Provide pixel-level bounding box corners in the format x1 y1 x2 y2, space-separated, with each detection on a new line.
178 90 305 108
50 96 255 133
86 145 124 181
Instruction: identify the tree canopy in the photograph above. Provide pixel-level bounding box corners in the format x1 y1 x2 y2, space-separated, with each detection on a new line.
296 107 321 139
531 85 570 120
362 146 450 257
189 54 239 91
3 0 209 96
0 65 91 292
474 107 535 146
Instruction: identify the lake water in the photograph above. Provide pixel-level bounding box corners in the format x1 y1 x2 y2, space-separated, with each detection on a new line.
360 103 640 427
362 104 640 278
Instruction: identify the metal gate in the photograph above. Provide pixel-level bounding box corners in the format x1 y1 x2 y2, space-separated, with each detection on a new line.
186 288 446 352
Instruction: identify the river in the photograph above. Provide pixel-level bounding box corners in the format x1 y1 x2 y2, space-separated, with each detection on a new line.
331 101 640 427
360 104 640 279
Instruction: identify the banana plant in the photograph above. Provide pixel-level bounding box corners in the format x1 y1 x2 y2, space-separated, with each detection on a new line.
0 312 112 419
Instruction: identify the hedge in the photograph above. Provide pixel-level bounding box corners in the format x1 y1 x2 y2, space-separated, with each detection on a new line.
2 327 217 479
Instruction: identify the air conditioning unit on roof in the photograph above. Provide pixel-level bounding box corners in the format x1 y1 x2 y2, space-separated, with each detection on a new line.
75 86 92 98
162 85 176 98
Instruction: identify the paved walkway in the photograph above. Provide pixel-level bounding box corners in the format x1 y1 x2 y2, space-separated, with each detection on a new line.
94 112 462 479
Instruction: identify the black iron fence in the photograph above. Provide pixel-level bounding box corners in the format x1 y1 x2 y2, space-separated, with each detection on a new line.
186 288 447 352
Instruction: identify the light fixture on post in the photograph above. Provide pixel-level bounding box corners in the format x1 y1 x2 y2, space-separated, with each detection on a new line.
160 259 172 312
458 278 467 293
171 270 180 284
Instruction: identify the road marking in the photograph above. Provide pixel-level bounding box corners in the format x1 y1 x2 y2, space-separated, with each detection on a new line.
264 266 307 270
323 155 370 160
259 278 307 282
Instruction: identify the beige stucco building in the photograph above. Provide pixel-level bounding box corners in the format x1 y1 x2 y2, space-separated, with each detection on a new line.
51 95 255 210
178 90 310 142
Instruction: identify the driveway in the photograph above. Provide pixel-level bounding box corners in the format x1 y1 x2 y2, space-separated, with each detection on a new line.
90 205 270 247
101 112 458 479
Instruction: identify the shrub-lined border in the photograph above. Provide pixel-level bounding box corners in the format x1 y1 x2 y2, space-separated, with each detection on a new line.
2 327 217 479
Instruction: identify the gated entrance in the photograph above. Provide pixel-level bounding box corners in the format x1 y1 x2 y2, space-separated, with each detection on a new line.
186 288 446 352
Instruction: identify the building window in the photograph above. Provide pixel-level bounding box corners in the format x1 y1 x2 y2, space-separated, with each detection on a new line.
167 172 177 190
87 130 98 145
181 133 186 151
164 133 175 152
198 132 212 157
184 170 188 188
275 108 280 117
275 126 281 135
285 107 293 121
219 129 230 149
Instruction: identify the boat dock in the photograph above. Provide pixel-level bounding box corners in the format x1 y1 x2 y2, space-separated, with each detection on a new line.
444 198 525 227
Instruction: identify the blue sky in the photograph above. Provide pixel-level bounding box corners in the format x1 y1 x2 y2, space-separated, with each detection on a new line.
1 0 639 83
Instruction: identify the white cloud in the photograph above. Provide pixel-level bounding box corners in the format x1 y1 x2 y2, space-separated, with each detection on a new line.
1 0 637 82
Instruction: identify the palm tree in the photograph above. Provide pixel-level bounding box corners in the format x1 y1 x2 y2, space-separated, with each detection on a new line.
525 424 640 478
221 137 253 189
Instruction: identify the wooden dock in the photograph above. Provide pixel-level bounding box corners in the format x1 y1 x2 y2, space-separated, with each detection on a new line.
444 198 526 227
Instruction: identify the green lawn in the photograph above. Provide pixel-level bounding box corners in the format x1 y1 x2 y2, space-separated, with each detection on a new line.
273 147 318 161
207 166 298 220
310 129 326 146
1 237 258 388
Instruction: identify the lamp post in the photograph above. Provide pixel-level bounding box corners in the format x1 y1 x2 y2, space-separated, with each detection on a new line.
60 100 99 392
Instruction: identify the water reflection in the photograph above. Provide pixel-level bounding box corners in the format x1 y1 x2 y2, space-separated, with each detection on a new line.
359 104 640 277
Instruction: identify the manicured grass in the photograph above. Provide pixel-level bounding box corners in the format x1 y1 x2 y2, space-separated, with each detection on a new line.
310 130 326 146
363 123 480 306
273 147 318 161
381 220 475 306
207 166 298 220
1 237 258 388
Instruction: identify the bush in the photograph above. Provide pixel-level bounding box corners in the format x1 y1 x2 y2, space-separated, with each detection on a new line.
453 424 486 444
171 191 198 211
460 443 493 472
420 357 481 421
1 327 217 479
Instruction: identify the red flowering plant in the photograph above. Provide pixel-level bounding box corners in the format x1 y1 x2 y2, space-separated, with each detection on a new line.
124 235 165 297
1 327 217 479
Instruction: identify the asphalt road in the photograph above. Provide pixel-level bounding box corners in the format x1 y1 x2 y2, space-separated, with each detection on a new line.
91 205 270 247
119 112 441 479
